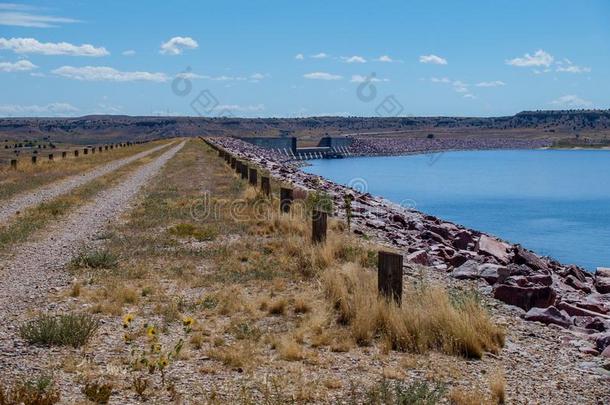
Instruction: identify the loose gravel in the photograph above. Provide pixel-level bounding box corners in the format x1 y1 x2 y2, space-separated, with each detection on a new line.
0 141 185 377
0 142 173 224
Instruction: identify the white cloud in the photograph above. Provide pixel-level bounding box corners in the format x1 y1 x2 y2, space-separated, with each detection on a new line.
295 53 304 60
463 94 476 99
506 49 553 67
311 52 328 59
475 80 506 87
303 72 342 80
0 37 109 56
0 102 78 116
0 59 37 72
550 95 593 108
213 104 265 112
160 36 198 55
0 4 79 28
452 80 469 93
350 74 388 83
190 72 269 82
419 54 447 65
342 55 366 63
52 66 169 82
122 49 136 56
555 59 591 74
430 77 450 83
175 71 204 80
375 55 394 63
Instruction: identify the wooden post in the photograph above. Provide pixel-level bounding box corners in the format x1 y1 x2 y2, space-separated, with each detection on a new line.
91 147 95 154
235 161 241 174
99 146 102 152
231 157 236 169
83 148 88 155
74 150 79 157
62 151 67 159
105 145 108 151
377 251 403 304
240 163 248 180
48 154 53 161
10 159 17 169
280 187 293 213
312 210 328 244
31 155 37 164
248 168 257 186
261 176 271 196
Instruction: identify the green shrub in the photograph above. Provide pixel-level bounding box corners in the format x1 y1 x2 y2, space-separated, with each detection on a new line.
70 249 119 270
0 374 60 405
363 379 447 405
169 223 218 241
20 313 99 347
306 191 334 214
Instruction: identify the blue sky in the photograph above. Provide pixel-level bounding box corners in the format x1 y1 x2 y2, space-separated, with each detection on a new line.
0 0 608 117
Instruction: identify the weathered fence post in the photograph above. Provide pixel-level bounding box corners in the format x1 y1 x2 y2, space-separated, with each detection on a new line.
377 251 403 304
261 176 271 196
312 210 328 244
231 157 236 169
248 168 257 186
240 163 248 180
105 145 108 151
99 146 102 152
31 155 37 164
62 151 67 159
280 187 293 213
74 150 79 157
48 154 53 161
10 159 17 169
83 148 88 155
91 147 95 154
235 161 241 174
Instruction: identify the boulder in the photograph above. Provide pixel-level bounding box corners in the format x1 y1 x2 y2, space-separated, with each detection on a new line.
523 306 572 328
406 250 429 266
514 246 548 271
558 302 610 318
601 346 610 358
595 333 610 353
477 235 511 264
595 268 610 294
451 260 480 280
565 275 592 294
526 274 553 286
452 230 474 250
478 263 509 284
493 284 557 311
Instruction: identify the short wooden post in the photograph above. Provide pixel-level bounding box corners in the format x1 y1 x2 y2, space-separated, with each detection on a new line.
99 146 102 152
312 210 328 244
48 154 53 161
231 157 236 169
31 155 37 164
74 150 79 157
280 187 293 213
62 151 67 158
83 148 88 155
377 251 403 304
235 161 241 174
240 163 248 180
218 150 223 157
248 168 257 186
91 147 95 154
105 145 108 151
261 176 271 196
10 159 17 169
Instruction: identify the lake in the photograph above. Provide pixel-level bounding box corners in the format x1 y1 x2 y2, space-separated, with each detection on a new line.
303 149 610 271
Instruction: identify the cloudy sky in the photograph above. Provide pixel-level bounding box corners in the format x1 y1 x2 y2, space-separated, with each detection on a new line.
0 0 608 117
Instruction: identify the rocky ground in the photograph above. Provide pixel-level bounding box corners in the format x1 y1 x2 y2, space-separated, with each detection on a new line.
210 136 610 398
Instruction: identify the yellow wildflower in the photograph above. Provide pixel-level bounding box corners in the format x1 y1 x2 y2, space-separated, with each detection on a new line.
158 356 169 369
122 313 134 328
146 325 156 338
182 316 195 327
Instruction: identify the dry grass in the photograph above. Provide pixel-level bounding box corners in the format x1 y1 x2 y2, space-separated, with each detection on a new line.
273 336 304 361
490 369 506 404
448 388 486 405
321 263 505 358
0 140 168 202
208 342 255 369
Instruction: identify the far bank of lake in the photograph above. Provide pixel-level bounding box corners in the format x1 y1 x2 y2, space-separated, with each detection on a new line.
303 149 610 271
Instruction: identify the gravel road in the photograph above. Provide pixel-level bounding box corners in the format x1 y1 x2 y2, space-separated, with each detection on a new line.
0 141 173 224
0 141 185 375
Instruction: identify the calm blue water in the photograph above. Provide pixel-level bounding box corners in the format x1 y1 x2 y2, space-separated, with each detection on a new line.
303 150 610 271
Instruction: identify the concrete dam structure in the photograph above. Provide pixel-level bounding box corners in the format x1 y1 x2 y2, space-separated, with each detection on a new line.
235 136 352 160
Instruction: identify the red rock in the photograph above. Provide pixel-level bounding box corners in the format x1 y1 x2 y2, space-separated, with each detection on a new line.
514 246 548 271
558 302 610 318
601 346 610 358
479 263 509 284
493 284 557 311
564 275 592 293
523 306 572 328
406 250 429 266
451 260 480 280
526 274 553 286
576 299 609 315
477 235 511 264
452 230 473 250
596 267 610 278
595 268 610 294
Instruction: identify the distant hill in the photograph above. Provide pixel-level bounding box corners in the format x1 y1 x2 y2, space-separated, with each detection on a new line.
1 110 609 144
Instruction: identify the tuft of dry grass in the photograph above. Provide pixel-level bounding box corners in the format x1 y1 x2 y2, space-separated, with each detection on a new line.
274 336 304 361
268 298 287 315
208 342 254 369
321 263 505 358
490 369 506 404
449 387 486 405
